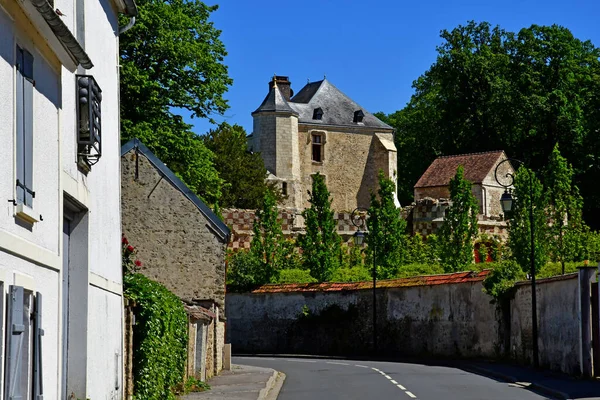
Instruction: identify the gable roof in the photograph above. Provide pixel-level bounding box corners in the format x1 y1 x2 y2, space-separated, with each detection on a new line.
414 150 507 188
263 79 393 130
252 84 298 115
121 139 230 242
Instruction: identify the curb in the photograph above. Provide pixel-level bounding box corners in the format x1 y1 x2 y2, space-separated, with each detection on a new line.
463 364 571 400
258 370 286 400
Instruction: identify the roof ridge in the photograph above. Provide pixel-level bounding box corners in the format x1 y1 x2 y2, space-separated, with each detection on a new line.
437 150 504 159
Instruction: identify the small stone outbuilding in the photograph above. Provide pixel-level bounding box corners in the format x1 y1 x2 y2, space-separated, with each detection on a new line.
121 139 230 379
412 151 514 239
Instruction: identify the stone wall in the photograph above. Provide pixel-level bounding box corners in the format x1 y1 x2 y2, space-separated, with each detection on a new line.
121 152 227 306
225 271 501 357
297 125 396 211
227 270 589 376
510 273 580 374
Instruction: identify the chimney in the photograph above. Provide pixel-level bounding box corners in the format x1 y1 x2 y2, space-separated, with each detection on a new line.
268 75 293 101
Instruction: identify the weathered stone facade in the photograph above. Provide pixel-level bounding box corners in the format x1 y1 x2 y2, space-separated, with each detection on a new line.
252 76 398 212
121 144 229 306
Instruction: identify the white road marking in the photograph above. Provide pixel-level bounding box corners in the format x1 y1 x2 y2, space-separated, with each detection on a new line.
397 384 406 390
405 391 417 398
391 379 398 384
371 367 380 372
385 375 392 379
355 364 369 368
326 361 350 366
285 359 316 363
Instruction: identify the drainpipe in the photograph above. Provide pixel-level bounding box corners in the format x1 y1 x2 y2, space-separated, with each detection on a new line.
118 16 136 35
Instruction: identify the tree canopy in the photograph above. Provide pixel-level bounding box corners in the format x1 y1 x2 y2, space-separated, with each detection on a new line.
119 0 232 205
202 123 271 209
378 21 600 228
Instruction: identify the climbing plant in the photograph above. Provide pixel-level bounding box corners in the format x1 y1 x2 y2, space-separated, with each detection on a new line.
122 236 188 400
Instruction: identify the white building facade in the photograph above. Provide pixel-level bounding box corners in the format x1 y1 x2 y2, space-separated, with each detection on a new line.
0 0 136 398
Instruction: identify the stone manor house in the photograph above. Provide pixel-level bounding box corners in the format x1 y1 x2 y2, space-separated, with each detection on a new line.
250 75 399 212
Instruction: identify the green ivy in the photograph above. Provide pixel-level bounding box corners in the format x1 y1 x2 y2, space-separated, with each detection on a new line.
124 273 188 400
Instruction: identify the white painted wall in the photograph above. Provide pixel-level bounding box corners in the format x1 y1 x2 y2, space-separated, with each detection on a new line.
0 0 126 398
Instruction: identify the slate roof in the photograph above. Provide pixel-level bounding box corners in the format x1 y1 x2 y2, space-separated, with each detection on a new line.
414 151 507 188
121 139 230 242
251 270 490 293
252 84 298 115
253 78 393 130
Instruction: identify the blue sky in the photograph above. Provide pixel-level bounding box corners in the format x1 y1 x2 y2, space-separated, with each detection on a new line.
182 0 600 136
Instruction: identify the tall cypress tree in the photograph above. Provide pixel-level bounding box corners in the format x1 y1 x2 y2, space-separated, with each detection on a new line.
366 171 407 279
299 173 341 282
439 166 479 272
544 144 585 273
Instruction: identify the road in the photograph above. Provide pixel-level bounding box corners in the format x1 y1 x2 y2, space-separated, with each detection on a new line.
234 356 554 400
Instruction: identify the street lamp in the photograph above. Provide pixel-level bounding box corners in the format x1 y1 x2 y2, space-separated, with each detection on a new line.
494 158 539 368
352 207 377 354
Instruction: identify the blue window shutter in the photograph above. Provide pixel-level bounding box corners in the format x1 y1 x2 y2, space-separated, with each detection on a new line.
5 286 25 400
22 49 34 207
15 46 25 205
33 292 44 400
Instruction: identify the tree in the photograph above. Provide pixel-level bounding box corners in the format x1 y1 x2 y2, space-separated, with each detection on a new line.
299 173 341 282
508 167 549 275
439 166 479 272
544 144 585 273
249 190 288 284
379 22 600 228
366 171 407 279
203 123 271 209
119 0 233 205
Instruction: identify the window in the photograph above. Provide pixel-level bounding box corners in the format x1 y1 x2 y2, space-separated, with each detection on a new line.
311 134 323 162
282 182 288 196
312 107 323 120
15 45 34 207
77 75 102 170
353 110 364 123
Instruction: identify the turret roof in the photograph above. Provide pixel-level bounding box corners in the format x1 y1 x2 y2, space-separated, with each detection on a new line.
252 84 298 115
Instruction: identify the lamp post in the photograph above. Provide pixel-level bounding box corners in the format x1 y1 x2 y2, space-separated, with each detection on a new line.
494 158 539 368
352 207 377 354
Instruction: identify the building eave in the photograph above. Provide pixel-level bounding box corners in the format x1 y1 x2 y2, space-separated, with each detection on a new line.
121 139 231 242
27 0 93 69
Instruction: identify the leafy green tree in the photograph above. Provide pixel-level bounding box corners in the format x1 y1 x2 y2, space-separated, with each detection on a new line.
508 167 549 275
120 0 232 205
203 123 271 209
249 190 288 283
379 21 600 229
439 166 479 272
544 144 586 273
299 173 341 282
366 171 407 279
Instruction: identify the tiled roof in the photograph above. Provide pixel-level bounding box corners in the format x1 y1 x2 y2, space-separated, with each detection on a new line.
252 84 298 115
184 305 216 321
251 270 491 294
414 151 506 188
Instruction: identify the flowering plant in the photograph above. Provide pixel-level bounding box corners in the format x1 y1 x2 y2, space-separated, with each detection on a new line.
122 234 143 273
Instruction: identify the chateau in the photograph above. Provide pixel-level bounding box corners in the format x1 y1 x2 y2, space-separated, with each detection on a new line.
250 76 398 212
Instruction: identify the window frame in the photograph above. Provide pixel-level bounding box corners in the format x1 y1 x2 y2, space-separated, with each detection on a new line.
311 133 324 163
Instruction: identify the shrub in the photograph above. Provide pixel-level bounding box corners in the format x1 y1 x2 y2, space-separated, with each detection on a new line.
482 260 526 302
124 273 188 400
395 263 444 278
331 266 372 282
278 269 318 284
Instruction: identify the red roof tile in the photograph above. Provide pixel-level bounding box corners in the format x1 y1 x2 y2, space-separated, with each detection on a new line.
415 151 506 188
251 270 491 294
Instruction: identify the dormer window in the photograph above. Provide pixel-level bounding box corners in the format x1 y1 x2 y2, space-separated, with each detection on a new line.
312 107 323 120
353 110 364 123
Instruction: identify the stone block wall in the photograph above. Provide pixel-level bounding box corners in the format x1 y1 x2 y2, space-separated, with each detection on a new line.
121 152 227 306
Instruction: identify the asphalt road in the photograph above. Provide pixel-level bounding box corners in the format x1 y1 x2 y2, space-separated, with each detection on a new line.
233 356 554 400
